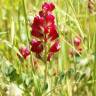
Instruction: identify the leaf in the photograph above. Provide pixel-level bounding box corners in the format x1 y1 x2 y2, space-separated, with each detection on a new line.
0 39 22 57
0 32 7 35
43 82 48 91
57 71 65 84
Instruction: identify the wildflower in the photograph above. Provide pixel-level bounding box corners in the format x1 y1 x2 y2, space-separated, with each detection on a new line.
30 2 60 61
49 41 60 53
31 16 44 38
42 2 55 12
74 36 81 47
18 47 30 59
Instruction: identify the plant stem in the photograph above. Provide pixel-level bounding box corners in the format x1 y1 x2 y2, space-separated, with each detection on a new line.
93 15 96 96
44 35 48 85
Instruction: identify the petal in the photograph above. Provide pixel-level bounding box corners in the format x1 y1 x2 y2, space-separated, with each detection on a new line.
31 30 43 38
42 2 55 12
33 16 44 26
30 39 43 54
45 13 55 27
74 36 81 47
49 3 55 11
42 2 50 12
31 23 43 38
44 26 49 34
47 52 54 61
19 47 30 59
50 41 60 53
46 13 55 23
30 39 41 45
48 25 59 40
39 11 45 17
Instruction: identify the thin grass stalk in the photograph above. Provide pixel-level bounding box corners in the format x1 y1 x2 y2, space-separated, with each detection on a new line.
22 0 34 73
44 35 48 86
93 15 96 96
22 0 30 42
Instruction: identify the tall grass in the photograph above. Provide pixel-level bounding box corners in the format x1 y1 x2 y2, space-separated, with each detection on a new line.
0 0 96 96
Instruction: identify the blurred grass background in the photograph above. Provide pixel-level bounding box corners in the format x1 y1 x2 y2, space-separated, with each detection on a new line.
0 0 96 96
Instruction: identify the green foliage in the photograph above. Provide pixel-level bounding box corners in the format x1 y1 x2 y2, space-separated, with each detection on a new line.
0 0 96 96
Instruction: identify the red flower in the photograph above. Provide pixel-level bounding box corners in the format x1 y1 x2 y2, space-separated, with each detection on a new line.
49 3 55 11
31 16 45 38
33 16 44 25
47 41 60 61
18 47 30 59
39 11 45 17
42 2 55 12
44 26 49 34
30 39 43 54
46 13 55 25
49 41 60 53
30 2 60 61
31 26 43 38
74 37 81 47
48 25 59 40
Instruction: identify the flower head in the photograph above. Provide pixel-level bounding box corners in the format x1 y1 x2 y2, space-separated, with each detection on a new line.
30 2 60 61
42 2 55 13
74 36 81 47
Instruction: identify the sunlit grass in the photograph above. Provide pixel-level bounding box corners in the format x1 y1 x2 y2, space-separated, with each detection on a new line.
0 0 96 96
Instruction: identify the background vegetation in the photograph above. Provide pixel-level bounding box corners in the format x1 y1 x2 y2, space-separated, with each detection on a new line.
0 0 96 96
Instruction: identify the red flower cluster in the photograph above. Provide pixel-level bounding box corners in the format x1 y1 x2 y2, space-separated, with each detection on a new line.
17 2 60 61
30 2 60 61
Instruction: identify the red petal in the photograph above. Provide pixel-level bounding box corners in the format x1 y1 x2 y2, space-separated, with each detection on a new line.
46 13 55 27
74 37 81 47
19 47 30 59
46 13 55 23
48 25 59 40
31 30 43 38
50 41 60 53
31 23 43 38
42 2 55 12
33 16 44 26
49 3 55 11
47 52 54 61
30 39 43 54
44 26 49 34
42 2 50 12
39 11 45 17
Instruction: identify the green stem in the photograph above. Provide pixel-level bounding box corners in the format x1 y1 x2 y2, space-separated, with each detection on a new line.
44 35 48 85
22 0 30 42
22 0 35 74
93 17 96 96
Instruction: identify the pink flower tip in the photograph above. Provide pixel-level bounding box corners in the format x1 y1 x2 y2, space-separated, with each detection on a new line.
74 37 81 47
18 47 30 59
42 2 55 12
50 41 60 53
